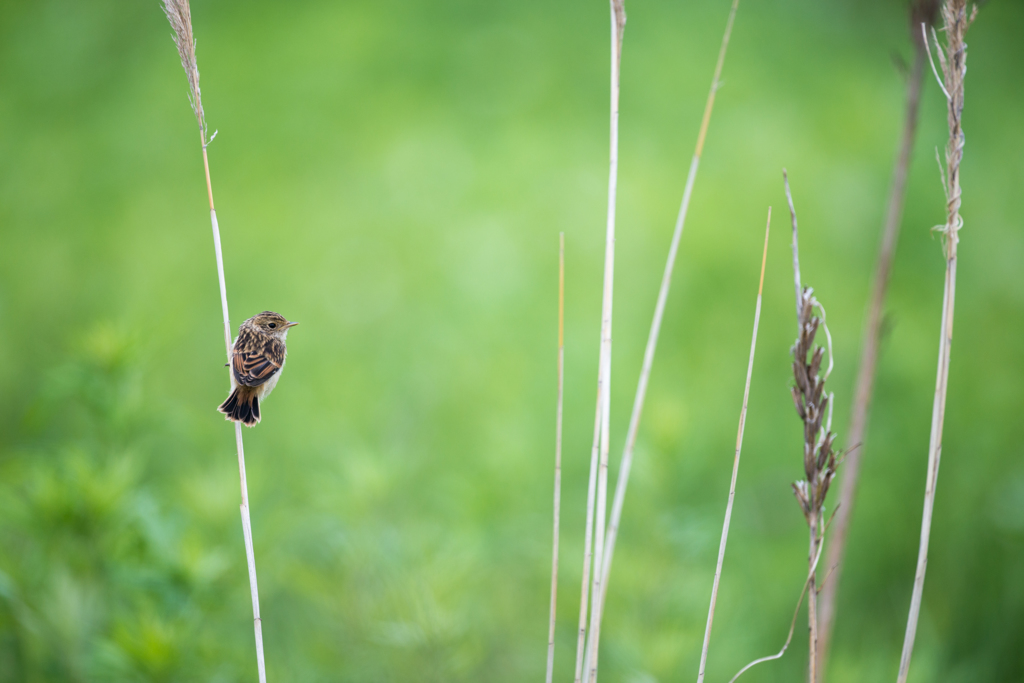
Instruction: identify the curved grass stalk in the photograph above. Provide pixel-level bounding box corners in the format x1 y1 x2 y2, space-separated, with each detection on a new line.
696 208 770 683
726 529 826 683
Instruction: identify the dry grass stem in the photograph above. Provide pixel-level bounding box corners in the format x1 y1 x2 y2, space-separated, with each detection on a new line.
897 2 974 680
816 3 938 677
597 0 740 628
580 5 626 681
695 207 770 683
546 234 565 683
785 171 839 683
162 2 266 680
573 396 603 683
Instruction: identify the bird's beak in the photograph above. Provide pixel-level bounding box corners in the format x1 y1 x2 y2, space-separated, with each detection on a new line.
285 321 299 328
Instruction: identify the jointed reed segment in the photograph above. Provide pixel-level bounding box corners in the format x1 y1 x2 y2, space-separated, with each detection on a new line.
579 5 627 682
573 396 603 683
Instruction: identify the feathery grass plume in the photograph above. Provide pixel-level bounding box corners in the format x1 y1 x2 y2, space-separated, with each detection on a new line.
162 0 207 141
546 234 565 683
161 2 267 681
696 208 770 683
816 2 939 677
897 2 976 681
785 170 838 683
574 4 625 682
597 0 740 620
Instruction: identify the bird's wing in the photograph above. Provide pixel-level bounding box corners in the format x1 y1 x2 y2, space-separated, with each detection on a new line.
231 334 285 388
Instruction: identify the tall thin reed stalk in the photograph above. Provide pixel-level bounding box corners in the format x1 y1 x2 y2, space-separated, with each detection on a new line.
546 234 565 683
816 3 939 678
577 5 626 682
574 396 602 683
695 207 770 683
597 0 740 626
897 2 975 680
161 2 266 680
785 171 838 683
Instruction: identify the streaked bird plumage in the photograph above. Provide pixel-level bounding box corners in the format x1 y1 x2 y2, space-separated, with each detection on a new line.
218 311 298 426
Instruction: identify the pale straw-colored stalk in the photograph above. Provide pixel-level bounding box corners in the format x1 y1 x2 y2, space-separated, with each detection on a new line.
574 4 626 683
546 234 565 683
594 0 740 634
573 397 603 683
816 4 938 678
897 2 974 681
695 207 770 683
807 510 820 683
161 2 266 680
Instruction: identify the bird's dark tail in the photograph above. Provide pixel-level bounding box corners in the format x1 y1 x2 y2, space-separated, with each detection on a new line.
218 387 261 427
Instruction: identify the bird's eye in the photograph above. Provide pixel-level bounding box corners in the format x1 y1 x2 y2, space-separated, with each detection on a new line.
268 322 277 329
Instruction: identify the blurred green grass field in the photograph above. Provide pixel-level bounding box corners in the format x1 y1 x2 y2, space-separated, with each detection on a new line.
1 0 1022 680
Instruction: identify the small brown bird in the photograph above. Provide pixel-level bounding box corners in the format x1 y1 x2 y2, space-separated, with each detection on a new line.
218 311 298 426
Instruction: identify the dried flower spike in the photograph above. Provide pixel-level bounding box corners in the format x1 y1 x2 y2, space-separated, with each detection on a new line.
162 0 208 139
791 286 838 523
784 170 840 683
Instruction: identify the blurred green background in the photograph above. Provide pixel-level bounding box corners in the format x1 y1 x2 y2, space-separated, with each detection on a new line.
1 0 1022 680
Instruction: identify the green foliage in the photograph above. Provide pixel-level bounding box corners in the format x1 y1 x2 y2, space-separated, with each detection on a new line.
0 0 1022 681
0 327 237 681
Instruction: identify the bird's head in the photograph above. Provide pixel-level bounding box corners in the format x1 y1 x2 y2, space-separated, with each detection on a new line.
250 311 298 339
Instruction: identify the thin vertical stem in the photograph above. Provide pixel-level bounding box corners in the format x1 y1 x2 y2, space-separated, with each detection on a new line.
583 4 626 681
573 394 603 683
546 234 565 683
204 139 268 683
898 261 953 679
817 26 929 678
808 510 819 683
598 0 740 625
696 208 770 683
204 142 231 356
164 3 266 678
897 2 970 680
